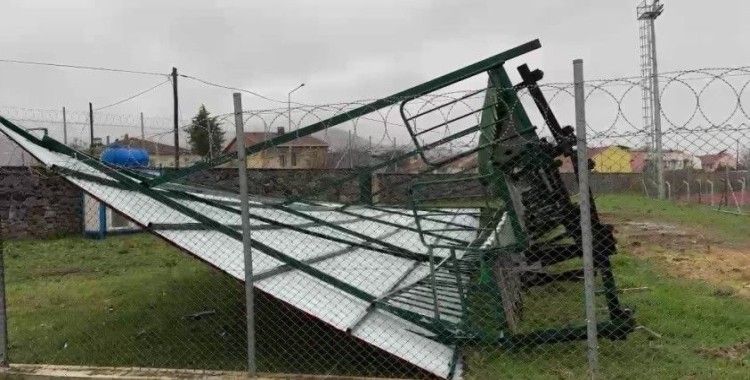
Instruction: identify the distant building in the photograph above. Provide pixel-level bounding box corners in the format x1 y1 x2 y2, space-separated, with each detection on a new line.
440 154 480 174
592 146 633 173
630 149 700 173
698 149 736 172
224 127 329 169
559 145 700 173
661 150 698 170
559 146 633 173
115 135 199 168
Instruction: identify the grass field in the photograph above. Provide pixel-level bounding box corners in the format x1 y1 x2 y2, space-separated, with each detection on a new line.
2 194 749 378
597 193 750 245
3 235 415 377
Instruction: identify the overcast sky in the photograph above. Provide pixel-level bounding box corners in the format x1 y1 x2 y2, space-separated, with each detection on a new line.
1 0 749 149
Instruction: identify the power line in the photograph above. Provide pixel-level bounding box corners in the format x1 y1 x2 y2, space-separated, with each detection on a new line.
0 58 168 77
179 74 415 131
180 73 287 104
95 78 172 111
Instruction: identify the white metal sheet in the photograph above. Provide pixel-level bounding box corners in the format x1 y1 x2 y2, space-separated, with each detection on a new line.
1 121 478 379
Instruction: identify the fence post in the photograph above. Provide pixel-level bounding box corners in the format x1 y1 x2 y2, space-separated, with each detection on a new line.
89 102 94 152
233 92 256 375
0 211 8 367
573 58 599 379
696 179 702 204
140 112 145 140
172 67 180 169
62 106 68 145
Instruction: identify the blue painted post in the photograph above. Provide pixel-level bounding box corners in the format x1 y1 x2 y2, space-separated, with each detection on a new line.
98 203 107 239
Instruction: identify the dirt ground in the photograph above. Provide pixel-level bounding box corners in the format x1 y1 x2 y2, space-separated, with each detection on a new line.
607 217 750 298
696 340 750 363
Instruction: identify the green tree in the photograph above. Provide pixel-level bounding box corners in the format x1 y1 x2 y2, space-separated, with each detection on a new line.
185 105 224 158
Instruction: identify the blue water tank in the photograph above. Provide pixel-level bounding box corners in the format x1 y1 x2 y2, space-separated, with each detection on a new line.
100 144 149 168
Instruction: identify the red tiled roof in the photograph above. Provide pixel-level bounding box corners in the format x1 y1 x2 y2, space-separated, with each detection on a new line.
224 132 328 153
114 136 192 155
698 149 732 167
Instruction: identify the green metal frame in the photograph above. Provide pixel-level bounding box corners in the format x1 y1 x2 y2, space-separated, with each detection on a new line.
2 115 463 335
144 40 542 188
0 37 636 355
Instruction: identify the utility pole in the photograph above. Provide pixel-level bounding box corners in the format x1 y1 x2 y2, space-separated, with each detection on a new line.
89 102 94 151
638 0 665 198
140 112 145 140
62 106 68 145
172 67 180 168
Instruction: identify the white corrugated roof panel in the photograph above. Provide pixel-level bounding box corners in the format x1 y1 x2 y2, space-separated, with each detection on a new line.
1 120 489 379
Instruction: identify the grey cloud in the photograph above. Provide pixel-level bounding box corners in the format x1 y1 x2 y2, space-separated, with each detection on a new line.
1 0 748 145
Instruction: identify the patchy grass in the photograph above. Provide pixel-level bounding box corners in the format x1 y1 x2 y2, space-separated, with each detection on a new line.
2 234 432 378
596 193 750 246
3 194 749 378
468 253 750 379
466 194 750 379
4 234 248 370
597 193 750 298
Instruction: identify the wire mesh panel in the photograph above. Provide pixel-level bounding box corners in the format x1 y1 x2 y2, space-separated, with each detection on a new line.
575 67 750 379
1 40 749 379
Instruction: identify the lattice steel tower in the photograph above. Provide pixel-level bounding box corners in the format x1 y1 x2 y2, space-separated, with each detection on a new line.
638 0 665 198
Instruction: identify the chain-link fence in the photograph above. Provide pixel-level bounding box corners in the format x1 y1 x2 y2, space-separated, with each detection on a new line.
1 41 749 379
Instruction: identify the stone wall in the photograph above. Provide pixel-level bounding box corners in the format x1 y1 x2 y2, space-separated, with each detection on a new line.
373 173 486 204
180 168 364 202
0 167 83 239
5 165 745 240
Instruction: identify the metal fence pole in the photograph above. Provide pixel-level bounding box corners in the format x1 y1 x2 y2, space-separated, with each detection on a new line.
0 209 8 367
140 112 145 140
697 179 703 204
62 106 68 145
89 102 94 151
172 67 180 169
573 58 599 378
233 92 256 375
